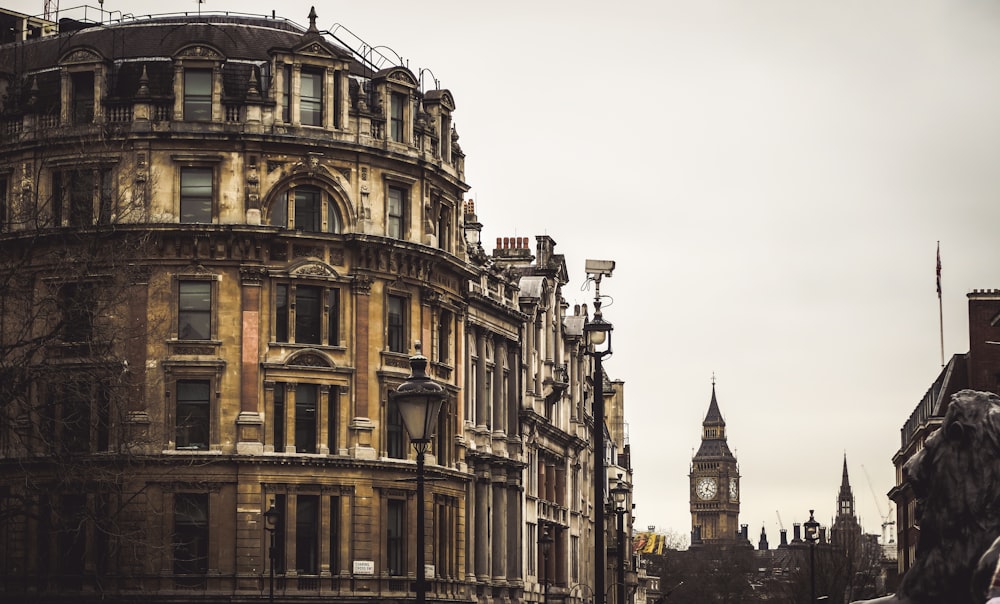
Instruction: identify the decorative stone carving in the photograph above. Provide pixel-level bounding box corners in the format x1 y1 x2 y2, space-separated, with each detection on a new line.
288 353 330 368
853 390 1000 604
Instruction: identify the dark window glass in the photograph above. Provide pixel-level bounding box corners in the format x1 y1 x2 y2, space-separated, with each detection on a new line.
437 310 451 364
293 188 321 232
59 282 95 342
71 71 94 124
387 295 405 353
68 170 94 226
273 494 286 571
62 383 91 454
296 495 318 574
0 177 7 231
387 499 405 575
295 385 317 453
387 187 404 239
52 171 63 226
326 197 340 233
295 286 321 344
281 65 291 123
98 168 113 225
184 69 212 121
327 289 340 345
174 493 209 579
390 92 405 142
386 398 404 459
327 386 338 453
180 168 213 223
58 494 87 583
176 380 210 450
273 385 285 451
275 284 289 342
178 281 211 340
329 495 340 572
300 70 322 126
270 195 287 227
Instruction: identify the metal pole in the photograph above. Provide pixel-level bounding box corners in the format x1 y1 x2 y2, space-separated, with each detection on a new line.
616 509 625 604
593 353 606 604
268 528 275 603
416 444 427 604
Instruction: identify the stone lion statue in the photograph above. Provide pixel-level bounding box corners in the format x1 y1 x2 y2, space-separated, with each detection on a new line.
854 390 1000 604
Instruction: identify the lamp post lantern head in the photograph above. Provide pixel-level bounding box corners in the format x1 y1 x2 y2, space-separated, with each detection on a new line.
390 345 447 445
264 501 279 531
610 478 629 511
540 525 554 557
804 509 820 543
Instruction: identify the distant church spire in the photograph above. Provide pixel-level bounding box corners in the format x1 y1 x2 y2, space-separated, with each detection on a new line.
837 454 855 518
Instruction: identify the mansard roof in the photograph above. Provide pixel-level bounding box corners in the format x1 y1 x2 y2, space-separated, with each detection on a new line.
0 14 353 74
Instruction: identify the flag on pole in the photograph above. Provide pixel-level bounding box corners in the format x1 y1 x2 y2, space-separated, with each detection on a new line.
936 242 942 298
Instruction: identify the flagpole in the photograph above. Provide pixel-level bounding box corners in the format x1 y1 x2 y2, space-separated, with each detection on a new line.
937 242 944 367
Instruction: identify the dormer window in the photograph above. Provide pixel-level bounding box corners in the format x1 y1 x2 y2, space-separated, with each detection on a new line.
389 92 406 142
300 69 323 126
184 69 212 121
70 71 94 124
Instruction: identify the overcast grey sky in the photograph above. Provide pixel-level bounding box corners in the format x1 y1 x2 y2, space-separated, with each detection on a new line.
17 0 1000 544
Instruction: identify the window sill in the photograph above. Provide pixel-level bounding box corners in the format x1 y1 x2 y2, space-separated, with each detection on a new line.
168 339 222 356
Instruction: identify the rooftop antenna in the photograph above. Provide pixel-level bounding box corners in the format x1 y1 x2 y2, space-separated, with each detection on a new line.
44 0 59 21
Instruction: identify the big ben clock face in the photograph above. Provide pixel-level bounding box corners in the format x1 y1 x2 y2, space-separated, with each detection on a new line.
696 477 717 500
729 478 738 499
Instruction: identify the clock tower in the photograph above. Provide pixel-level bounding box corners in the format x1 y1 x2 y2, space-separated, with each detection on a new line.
690 380 740 544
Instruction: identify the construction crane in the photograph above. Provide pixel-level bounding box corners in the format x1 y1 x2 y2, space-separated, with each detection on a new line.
861 464 896 546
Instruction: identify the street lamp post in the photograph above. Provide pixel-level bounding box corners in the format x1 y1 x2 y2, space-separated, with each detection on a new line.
540 524 554 604
804 509 820 604
610 478 629 604
584 260 614 604
390 347 446 604
263 501 280 603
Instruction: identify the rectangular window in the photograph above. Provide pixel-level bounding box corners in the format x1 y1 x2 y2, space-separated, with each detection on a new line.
327 289 340 346
281 64 291 123
527 523 536 576
71 71 94 124
296 495 319 574
98 168 113 225
180 168 213 223
174 493 209 579
62 382 91 454
387 186 405 239
387 294 405 353
273 494 287 572
59 282 95 343
295 285 322 344
273 385 285 452
300 70 322 126
571 535 579 581
176 380 210 450
390 92 405 142
275 285 289 342
178 281 211 340
386 398 404 459
68 170 94 227
0 177 7 231
52 171 64 226
437 310 451 364
327 386 338 453
387 499 405 576
58 494 87 583
184 69 212 121
293 188 321 232
295 385 317 453
329 495 340 573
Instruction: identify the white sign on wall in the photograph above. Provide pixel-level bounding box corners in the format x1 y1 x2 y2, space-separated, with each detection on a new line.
353 560 374 575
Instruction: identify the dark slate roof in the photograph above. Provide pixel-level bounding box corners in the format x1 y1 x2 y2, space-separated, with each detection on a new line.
0 15 353 75
695 384 735 459
703 383 726 426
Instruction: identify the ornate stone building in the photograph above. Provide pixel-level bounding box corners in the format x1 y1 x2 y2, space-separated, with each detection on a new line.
0 8 620 604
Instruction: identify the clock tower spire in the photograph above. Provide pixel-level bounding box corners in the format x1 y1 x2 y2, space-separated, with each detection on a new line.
690 377 741 545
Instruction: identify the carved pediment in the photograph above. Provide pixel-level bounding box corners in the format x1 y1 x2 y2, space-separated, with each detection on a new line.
176 45 224 60
294 40 337 59
60 47 103 65
289 261 339 279
377 67 417 89
287 351 332 368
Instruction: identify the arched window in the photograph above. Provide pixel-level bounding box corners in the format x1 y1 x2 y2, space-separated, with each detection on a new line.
269 185 342 233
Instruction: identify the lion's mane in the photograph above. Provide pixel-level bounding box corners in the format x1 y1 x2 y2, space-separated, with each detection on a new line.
855 389 1000 604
